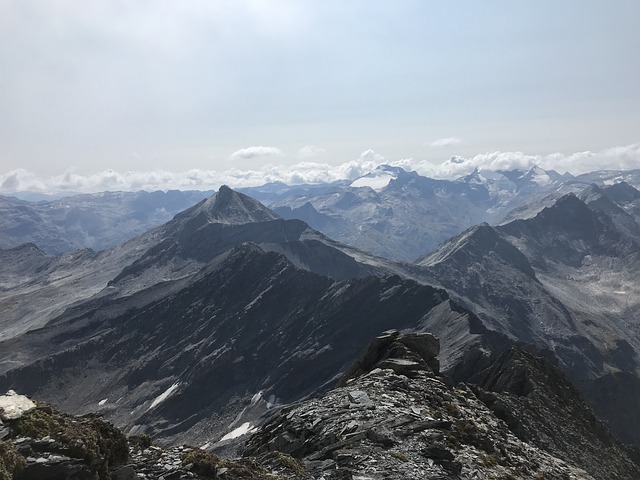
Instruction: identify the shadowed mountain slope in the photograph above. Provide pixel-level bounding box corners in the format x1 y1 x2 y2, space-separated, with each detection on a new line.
412 192 640 443
0 244 449 446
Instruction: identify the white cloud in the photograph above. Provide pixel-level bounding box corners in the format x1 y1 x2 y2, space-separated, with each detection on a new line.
427 137 462 147
2 144 639 195
386 144 640 179
230 146 283 160
298 145 325 158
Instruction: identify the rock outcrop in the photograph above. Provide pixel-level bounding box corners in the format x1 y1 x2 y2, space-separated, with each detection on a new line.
244 332 640 480
0 391 129 480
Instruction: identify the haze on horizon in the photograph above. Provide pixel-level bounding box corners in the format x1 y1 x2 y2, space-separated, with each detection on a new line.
1 0 639 193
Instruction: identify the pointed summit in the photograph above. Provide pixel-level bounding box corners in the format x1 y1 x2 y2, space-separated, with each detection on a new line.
577 183 605 204
171 185 280 230
196 185 280 225
504 193 602 243
418 222 536 278
604 181 640 204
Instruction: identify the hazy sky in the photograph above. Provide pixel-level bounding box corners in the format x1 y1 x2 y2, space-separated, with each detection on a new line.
1 1 639 192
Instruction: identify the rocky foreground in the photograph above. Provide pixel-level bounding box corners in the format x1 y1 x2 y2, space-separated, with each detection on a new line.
0 331 638 479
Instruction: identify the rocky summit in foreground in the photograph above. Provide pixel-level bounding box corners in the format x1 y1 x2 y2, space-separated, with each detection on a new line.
245 331 640 480
0 332 638 480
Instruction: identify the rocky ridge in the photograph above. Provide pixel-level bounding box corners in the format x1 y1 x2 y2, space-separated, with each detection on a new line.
244 331 639 479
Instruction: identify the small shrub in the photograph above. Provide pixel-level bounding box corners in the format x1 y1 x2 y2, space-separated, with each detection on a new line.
129 433 152 450
8 406 129 478
390 450 408 462
0 441 25 480
182 450 219 478
182 449 270 479
273 451 306 476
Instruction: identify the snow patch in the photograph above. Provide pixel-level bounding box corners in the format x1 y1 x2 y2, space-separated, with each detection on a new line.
218 422 258 443
350 169 397 191
147 382 180 411
250 391 264 405
219 422 257 442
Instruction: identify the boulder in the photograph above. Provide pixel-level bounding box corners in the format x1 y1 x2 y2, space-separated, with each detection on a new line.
0 391 36 421
337 330 440 385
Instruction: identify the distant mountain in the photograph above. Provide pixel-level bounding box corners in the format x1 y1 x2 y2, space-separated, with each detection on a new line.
602 181 640 225
4 166 639 262
0 190 211 254
574 168 640 186
243 165 583 261
0 186 446 447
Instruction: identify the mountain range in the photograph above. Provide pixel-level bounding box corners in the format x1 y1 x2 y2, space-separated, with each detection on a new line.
0 190 211 254
2 167 640 476
241 165 604 261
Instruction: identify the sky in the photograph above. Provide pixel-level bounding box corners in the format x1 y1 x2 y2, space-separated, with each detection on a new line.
1 0 639 193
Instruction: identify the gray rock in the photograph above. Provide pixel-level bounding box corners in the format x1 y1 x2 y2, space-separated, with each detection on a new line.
347 390 373 408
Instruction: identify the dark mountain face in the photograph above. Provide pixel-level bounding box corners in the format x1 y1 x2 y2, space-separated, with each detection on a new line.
499 193 639 269
578 183 640 244
416 223 572 347
0 186 452 448
0 244 449 446
604 181 640 203
603 181 640 227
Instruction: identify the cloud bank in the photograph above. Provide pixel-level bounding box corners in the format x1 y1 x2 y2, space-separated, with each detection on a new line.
1 143 639 195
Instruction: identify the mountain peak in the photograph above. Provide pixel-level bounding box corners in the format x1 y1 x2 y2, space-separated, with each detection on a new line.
533 193 596 229
578 183 605 204
418 223 535 277
194 186 280 225
604 181 640 203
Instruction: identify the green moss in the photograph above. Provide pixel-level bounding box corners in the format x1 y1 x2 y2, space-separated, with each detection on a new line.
390 450 409 462
446 403 461 417
272 451 306 476
182 450 270 479
182 450 218 478
9 407 129 478
0 441 25 480
9 408 58 439
128 433 152 450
